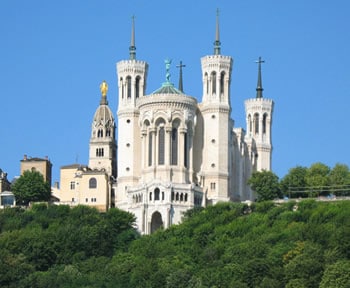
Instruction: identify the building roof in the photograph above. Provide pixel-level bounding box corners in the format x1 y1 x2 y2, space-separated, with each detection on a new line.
93 104 114 125
151 82 183 95
60 164 88 169
21 157 51 162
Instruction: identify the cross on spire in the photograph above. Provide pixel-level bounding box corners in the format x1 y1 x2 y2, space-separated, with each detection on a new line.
255 57 265 98
176 61 186 92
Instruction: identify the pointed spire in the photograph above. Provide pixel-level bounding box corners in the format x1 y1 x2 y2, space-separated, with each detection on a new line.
255 57 265 98
214 8 221 55
176 61 186 93
129 15 136 60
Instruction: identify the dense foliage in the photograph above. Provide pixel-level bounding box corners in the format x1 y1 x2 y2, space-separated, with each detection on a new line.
248 170 281 201
250 162 350 200
11 170 51 205
1 200 349 287
0 205 138 287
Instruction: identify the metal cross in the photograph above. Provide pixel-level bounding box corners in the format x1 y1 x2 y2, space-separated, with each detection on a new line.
255 56 265 65
176 61 186 92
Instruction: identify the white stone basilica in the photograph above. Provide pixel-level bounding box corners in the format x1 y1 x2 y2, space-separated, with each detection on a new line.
55 14 274 234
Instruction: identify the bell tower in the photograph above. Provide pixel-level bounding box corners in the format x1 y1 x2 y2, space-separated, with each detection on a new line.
245 57 274 171
200 10 233 203
116 17 148 204
89 81 117 178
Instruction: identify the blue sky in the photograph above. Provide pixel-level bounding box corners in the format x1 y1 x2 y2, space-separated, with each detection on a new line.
1 0 349 184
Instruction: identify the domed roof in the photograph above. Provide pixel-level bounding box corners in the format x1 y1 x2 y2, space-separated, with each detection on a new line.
151 82 183 95
93 104 114 127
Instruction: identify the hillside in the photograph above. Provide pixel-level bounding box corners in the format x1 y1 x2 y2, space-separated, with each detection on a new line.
0 201 349 287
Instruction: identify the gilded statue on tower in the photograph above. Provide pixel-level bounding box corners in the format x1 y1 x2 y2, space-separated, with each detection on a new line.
100 80 108 97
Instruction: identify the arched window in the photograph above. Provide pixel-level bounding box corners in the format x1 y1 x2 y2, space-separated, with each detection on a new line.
120 77 124 99
149 192 152 201
106 129 111 137
97 129 103 138
248 114 252 133
205 72 209 94
171 128 178 165
126 76 132 98
89 178 97 189
211 71 216 94
220 71 225 94
158 127 165 165
184 132 188 168
162 191 164 201
263 113 268 134
135 76 140 98
254 113 259 134
154 188 160 201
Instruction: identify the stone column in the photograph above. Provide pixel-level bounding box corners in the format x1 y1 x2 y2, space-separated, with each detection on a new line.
165 126 172 166
188 129 194 182
141 129 147 172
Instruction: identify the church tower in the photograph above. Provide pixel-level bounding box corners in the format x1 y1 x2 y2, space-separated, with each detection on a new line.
199 10 233 203
116 17 148 203
88 81 117 178
245 57 274 171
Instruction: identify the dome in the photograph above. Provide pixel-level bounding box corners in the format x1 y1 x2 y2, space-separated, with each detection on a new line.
93 104 114 128
151 82 183 95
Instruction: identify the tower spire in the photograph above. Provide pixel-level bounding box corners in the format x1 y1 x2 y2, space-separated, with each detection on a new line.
176 61 186 92
255 57 265 98
214 8 221 55
129 15 136 60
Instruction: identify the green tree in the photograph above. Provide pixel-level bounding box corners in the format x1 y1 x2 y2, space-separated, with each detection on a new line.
280 166 308 198
305 162 330 196
284 242 324 287
329 163 350 196
248 170 281 201
12 171 51 206
320 260 350 288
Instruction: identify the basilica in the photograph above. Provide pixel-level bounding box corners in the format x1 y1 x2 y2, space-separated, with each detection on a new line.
54 14 274 234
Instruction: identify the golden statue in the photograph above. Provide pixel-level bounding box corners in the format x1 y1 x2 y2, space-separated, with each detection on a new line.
100 80 108 97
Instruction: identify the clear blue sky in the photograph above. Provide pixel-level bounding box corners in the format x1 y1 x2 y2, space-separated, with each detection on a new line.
1 0 349 184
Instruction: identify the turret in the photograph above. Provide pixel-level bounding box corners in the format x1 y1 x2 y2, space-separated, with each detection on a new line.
116 17 148 204
199 10 233 203
117 16 148 108
245 57 274 171
201 10 232 105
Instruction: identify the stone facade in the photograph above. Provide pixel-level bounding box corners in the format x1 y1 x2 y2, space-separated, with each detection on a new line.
56 164 110 212
20 155 53 186
55 15 274 234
